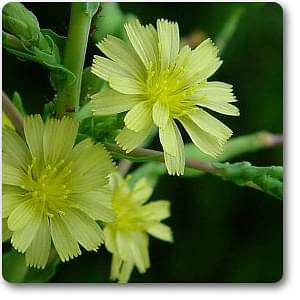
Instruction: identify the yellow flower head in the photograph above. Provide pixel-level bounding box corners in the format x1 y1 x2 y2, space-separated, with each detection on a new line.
2 115 115 268
91 19 239 175
103 173 173 283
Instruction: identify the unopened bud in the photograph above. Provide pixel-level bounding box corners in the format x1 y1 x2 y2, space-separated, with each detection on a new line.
3 3 40 45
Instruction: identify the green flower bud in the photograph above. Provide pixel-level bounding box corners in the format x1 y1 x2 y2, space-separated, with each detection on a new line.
3 3 40 45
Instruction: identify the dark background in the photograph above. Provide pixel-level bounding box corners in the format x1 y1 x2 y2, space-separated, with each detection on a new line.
2 2 283 282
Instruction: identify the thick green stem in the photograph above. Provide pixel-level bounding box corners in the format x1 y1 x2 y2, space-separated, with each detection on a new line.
56 3 94 116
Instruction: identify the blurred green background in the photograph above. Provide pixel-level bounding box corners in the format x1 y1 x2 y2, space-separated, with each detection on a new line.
2 2 283 283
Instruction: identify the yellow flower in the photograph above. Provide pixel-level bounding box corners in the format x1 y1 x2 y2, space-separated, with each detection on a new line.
91 19 239 176
103 173 173 283
2 115 115 268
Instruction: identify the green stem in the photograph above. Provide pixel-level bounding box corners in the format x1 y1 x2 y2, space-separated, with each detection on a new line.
56 3 95 116
104 143 278 194
2 91 24 137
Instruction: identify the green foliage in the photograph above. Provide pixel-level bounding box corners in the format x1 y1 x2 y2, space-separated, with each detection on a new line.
2 249 60 283
80 67 105 105
12 91 26 115
78 115 124 144
2 2 283 283
91 3 127 43
128 132 283 199
215 7 245 54
79 2 100 18
3 2 41 45
213 162 283 200
2 3 75 93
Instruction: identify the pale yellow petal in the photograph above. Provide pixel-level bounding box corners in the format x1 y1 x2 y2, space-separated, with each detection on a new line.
91 88 143 116
185 38 222 81
50 216 81 262
125 19 158 69
71 190 115 222
124 102 153 132
152 101 170 128
157 19 180 70
158 119 179 157
92 55 134 81
116 125 153 153
128 231 149 273
147 223 173 242
61 208 104 251
69 139 115 192
196 99 240 116
179 115 222 157
188 108 232 143
2 126 31 170
163 120 185 175
109 76 145 95
141 200 171 221
24 115 44 176
97 35 146 80
43 117 78 166
118 259 134 283
2 218 12 242
110 253 122 281
8 199 40 231
2 163 27 187
2 193 26 218
25 216 51 269
104 226 118 253
131 177 153 205
10 202 43 253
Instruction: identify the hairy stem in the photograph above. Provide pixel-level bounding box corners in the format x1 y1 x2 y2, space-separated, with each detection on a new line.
56 3 95 116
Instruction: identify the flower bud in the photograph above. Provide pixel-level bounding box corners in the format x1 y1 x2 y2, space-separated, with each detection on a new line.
3 3 40 45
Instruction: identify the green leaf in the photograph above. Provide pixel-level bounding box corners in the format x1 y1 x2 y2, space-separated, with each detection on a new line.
184 131 281 176
41 28 66 54
120 132 283 199
2 249 60 283
212 162 283 200
80 67 105 105
43 100 57 119
91 3 126 43
12 91 26 115
215 6 245 54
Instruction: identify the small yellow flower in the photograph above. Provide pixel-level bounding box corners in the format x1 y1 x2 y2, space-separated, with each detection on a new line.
91 19 239 176
2 115 115 268
103 173 173 283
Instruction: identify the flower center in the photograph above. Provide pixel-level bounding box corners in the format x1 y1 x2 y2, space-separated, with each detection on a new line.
112 188 145 231
22 158 73 217
145 63 197 117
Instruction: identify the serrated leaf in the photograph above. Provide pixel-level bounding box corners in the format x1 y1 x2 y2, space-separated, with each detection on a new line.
212 162 283 200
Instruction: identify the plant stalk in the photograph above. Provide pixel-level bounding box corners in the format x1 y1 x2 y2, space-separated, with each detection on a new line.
2 91 24 136
56 3 95 116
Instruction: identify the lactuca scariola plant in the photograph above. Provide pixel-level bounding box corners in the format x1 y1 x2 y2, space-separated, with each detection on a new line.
103 173 173 283
2 115 115 269
91 19 239 176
